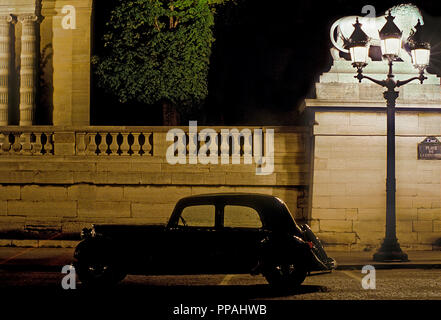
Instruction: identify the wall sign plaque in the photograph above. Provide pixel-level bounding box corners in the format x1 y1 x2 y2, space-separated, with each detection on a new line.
418 137 441 160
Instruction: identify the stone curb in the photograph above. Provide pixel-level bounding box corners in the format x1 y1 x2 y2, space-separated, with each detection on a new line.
336 263 441 270
0 239 80 248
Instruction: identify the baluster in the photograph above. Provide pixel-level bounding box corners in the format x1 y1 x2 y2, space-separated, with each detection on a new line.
96 133 105 156
11 133 21 153
0 133 4 154
85 133 97 155
120 133 130 156
220 130 230 164
43 132 54 155
185 132 190 155
230 131 241 165
243 132 253 164
76 133 86 155
104 133 112 155
103 132 111 155
1 133 10 153
109 133 119 156
32 133 43 155
138 133 145 156
131 133 141 156
142 133 153 156
176 132 187 161
20 132 32 155
188 132 197 164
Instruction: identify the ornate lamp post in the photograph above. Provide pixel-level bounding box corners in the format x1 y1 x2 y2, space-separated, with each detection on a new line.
345 12 431 261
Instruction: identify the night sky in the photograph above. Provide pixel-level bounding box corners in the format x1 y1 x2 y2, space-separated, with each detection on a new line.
90 0 441 126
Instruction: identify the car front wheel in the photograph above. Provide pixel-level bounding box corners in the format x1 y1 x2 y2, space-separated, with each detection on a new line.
76 259 126 288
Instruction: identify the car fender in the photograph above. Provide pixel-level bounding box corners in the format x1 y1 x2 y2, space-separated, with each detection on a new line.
301 224 337 271
73 237 115 263
258 234 311 266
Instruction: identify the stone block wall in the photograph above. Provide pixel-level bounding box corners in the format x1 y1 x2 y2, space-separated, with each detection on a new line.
309 111 441 251
0 126 310 239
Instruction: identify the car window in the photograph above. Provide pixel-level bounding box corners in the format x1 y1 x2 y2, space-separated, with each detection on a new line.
178 205 215 227
223 205 262 228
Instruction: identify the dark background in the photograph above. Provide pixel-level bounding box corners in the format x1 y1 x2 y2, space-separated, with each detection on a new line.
90 0 441 126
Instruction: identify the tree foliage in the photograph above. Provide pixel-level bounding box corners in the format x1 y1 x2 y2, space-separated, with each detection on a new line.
93 0 230 113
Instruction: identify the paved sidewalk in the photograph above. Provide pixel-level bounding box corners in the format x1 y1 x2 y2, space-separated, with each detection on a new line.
0 246 439 272
327 250 441 269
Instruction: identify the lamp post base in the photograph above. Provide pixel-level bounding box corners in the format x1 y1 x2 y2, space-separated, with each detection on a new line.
373 238 409 262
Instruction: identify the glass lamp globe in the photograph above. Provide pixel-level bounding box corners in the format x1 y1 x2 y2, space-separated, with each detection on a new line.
380 37 402 58
411 48 430 67
408 20 431 69
350 45 369 65
379 12 403 60
346 17 370 68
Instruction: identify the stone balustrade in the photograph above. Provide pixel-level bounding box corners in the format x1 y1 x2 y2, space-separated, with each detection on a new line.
0 126 305 158
0 129 54 155
0 127 155 157
76 131 153 156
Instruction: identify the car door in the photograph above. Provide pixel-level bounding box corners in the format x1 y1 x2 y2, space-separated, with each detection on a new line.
215 204 269 273
163 203 219 274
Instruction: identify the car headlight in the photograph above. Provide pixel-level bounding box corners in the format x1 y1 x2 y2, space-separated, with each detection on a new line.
80 228 93 239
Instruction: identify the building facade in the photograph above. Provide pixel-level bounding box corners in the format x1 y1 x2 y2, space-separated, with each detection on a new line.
0 0 439 251
0 0 91 126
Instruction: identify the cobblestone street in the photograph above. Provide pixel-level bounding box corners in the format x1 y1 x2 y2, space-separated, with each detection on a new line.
1 268 440 300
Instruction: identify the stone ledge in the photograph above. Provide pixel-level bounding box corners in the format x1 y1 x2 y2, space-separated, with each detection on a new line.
305 99 441 110
0 239 80 248
0 125 310 133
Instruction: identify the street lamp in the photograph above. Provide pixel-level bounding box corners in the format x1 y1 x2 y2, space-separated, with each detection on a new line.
346 12 431 262
345 17 369 69
408 19 431 71
379 12 403 60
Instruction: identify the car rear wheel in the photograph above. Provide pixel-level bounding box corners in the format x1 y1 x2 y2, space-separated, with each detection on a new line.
263 261 307 289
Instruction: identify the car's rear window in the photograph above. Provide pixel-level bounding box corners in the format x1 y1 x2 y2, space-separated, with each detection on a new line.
223 205 262 229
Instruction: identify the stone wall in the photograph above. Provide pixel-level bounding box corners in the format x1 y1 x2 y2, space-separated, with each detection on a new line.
309 111 441 251
0 126 310 239
305 59 441 251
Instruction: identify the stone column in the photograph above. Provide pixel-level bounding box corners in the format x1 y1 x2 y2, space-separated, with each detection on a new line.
0 15 12 126
18 15 38 126
50 0 93 126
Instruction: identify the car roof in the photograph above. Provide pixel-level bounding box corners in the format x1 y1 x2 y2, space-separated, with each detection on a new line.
175 193 287 212
177 193 281 203
171 193 301 234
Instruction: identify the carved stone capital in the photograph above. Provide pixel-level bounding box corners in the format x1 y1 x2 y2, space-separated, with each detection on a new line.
0 15 13 24
18 14 39 24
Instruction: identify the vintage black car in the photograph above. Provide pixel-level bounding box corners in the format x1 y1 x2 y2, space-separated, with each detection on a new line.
73 193 336 288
